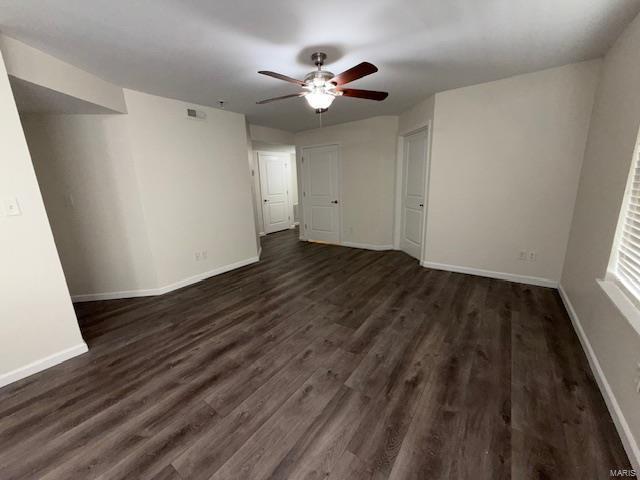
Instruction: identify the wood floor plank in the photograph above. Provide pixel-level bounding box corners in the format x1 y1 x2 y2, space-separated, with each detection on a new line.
267 385 370 480
207 349 360 480
0 228 631 480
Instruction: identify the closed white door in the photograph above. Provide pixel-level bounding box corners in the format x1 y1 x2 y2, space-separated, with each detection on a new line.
303 145 340 244
258 153 290 234
401 130 428 260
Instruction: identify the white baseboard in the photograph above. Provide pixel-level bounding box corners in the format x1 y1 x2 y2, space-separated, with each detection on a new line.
341 242 394 252
421 261 558 288
0 343 88 389
71 256 259 303
258 232 266 237
558 285 640 473
258 246 263 258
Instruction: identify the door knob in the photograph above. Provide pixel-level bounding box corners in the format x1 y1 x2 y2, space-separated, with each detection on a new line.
419 203 424 207
264 199 268 203
331 200 338 204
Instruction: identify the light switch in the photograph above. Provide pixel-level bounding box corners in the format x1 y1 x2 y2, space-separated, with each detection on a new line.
5 197 21 216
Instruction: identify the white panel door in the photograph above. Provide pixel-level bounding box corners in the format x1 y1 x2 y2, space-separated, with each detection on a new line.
401 130 428 260
258 153 290 234
303 145 340 244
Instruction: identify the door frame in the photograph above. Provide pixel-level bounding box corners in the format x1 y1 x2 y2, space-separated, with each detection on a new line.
299 143 342 245
256 151 294 234
394 123 432 263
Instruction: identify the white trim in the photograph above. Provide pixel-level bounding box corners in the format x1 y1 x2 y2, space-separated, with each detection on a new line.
72 256 259 302
0 343 88 388
421 261 557 288
258 232 266 237
341 242 394 252
558 285 640 473
258 246 263 258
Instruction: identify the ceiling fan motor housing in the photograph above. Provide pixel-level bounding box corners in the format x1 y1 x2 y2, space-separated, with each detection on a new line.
303 70 335 87
311 51 327 67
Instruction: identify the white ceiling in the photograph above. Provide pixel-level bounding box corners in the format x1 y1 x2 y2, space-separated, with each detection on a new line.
1 0 639 132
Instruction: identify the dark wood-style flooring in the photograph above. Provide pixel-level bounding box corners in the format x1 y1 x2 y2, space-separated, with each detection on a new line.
0 228 631 479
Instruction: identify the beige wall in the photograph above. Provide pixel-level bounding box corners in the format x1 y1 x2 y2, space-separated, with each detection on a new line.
0 50 85 384
0 34 126 113
426 61 601 284
19 90 259 298
21 114 158 296
398 95 435 136
124 89 258 287
295 116 399 248
562 14 640 467
249 124 295 146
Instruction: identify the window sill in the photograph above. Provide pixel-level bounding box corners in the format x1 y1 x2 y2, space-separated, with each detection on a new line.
597 279 640 337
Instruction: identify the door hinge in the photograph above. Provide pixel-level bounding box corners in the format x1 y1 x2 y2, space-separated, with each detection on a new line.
251 169 255 176
305 224 308 229
303 191 306 197
301 157 304 163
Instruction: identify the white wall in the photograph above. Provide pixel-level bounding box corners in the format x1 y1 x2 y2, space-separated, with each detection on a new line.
561 13 640 469
124 89 258 287
0 34 126 113
21 114 158 296
425 61 601 285
0 50 86 385
295 116 399 248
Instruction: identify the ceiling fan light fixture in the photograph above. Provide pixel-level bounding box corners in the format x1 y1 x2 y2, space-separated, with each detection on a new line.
305 88 335 110
256 53 388 110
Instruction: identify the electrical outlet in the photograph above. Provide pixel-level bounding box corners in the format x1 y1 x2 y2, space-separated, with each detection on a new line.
528 251 537 262
519 251 527 261
195 252 200 261
202 250 208 260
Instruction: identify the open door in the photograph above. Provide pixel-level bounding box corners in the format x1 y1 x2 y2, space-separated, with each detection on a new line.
258 152 291 234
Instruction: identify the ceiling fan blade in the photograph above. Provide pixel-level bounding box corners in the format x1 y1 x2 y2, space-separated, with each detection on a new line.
258 71 306 86
338 88 388 101
329 62 378 85
256 92 307 104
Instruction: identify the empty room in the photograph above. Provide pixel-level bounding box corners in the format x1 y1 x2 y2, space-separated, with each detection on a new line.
1 1 640 479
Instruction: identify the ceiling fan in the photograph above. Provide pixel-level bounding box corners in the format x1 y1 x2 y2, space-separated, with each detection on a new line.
256 52 388 113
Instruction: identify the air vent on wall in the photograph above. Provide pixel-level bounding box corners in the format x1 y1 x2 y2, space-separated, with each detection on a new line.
187 108 206 120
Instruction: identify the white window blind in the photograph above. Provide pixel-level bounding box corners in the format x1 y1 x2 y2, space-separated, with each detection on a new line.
614 149 640 302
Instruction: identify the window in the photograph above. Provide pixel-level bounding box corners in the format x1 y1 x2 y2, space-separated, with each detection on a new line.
608 140 640 307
